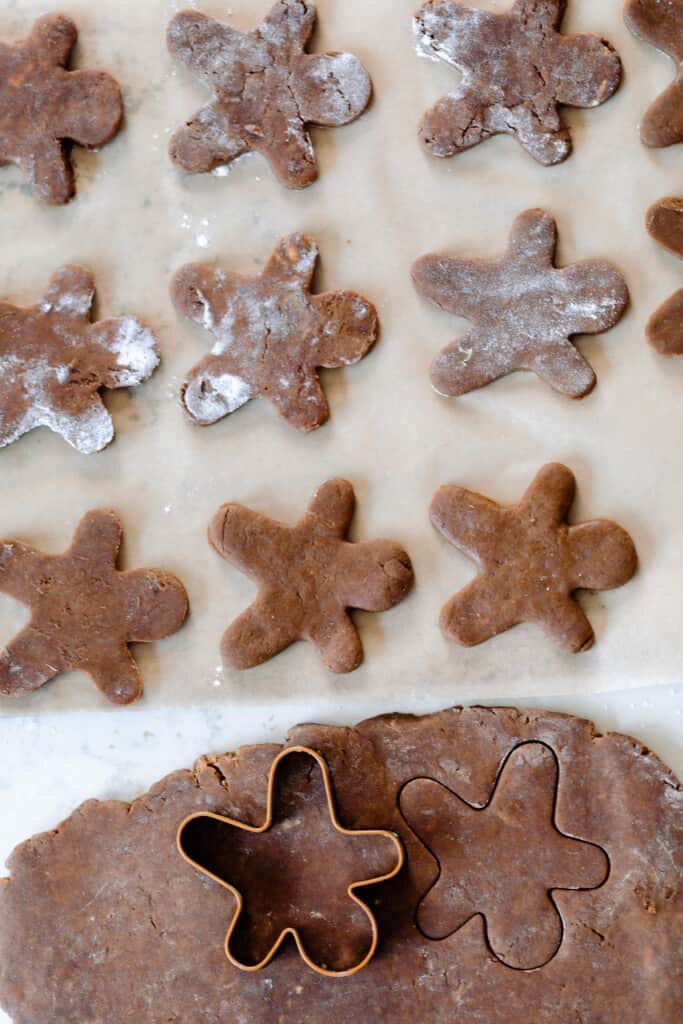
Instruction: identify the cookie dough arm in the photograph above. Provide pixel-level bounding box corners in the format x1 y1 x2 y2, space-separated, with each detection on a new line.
0 627 62 698
412 254 488 319
430 484 504 562
208 504 291 577
418 89 492 159
170 263 229 332
305 479 355 537
169 105 249 174
310 292 378 368
167 12 244 87
121 569 189 642
337 540 414 611
70 510 123 566
0 542 46 603
28 13 77 66
40 265 95 317
439 577 520 647
221 589 302 670
519 464 576 526
430 327 522 398
84 645 142 705
181 355 254 426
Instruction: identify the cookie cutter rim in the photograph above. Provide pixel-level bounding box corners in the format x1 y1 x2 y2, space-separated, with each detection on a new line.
177 744 405 978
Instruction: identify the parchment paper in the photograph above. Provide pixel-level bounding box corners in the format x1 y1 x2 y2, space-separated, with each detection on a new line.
1 0 682 715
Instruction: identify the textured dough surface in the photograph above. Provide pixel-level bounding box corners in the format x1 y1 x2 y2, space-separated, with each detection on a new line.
0 706 680 1023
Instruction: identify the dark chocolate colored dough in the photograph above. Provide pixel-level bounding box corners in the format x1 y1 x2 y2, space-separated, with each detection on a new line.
0 706 680 1023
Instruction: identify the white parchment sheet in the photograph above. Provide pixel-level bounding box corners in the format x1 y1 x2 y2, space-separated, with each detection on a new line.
1 0 682 715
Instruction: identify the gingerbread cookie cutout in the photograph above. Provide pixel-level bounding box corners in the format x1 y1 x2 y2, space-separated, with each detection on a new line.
0 14 123 203
413 209 629 400
625 0 683 147
414 0 622 165
401 742 609 970
430 463 637 653
178 747 404 976
0 510 188 704
646 198 683 355
167 1 371 188
1 707 680 1024
173 234 378 433
209 478 414 673
0 266 159 453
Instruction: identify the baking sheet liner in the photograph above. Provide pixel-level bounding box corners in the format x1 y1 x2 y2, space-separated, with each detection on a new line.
1 0 681 715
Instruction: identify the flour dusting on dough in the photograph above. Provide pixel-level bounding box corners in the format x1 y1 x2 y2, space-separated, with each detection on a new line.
183 369 253 424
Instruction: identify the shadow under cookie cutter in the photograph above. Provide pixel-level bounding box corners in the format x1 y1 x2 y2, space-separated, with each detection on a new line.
177 745 405 977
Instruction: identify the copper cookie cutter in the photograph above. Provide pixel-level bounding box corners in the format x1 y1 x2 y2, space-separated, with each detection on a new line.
177 745 405 978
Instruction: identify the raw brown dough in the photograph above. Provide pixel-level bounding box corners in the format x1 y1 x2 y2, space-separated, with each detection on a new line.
414 0 622 165
208 478 414 672
430 463 638 653
646 198 683 355
0 510 188 704
0 13 123 203
178 747 403 976
401 742 608 969
167 0 372 188
0 706 679 1023
413 209 629 399
172 233 378 433
625 0 683 147
0 265 160 453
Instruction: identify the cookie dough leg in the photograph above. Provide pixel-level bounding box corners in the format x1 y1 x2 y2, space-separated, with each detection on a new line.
268 374 330 432
20 138 73 205
309 612 363 674
43 393 114 454
181 357 254 426
439 577 519 647
528 341 596 398
513 111 571 166
430 329 520 397
258 121 318 190
221 591 301 670
169 105 249 174
0 628 61 697
535 594 594 653
85 646 142 705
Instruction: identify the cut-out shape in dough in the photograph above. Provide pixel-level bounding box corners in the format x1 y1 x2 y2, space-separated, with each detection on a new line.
400 741 609 969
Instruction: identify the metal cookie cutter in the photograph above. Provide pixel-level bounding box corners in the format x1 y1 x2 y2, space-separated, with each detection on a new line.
177 745 405 977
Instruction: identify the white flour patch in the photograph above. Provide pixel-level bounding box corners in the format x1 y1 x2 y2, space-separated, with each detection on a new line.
95 318 159 387
183 369 253 424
